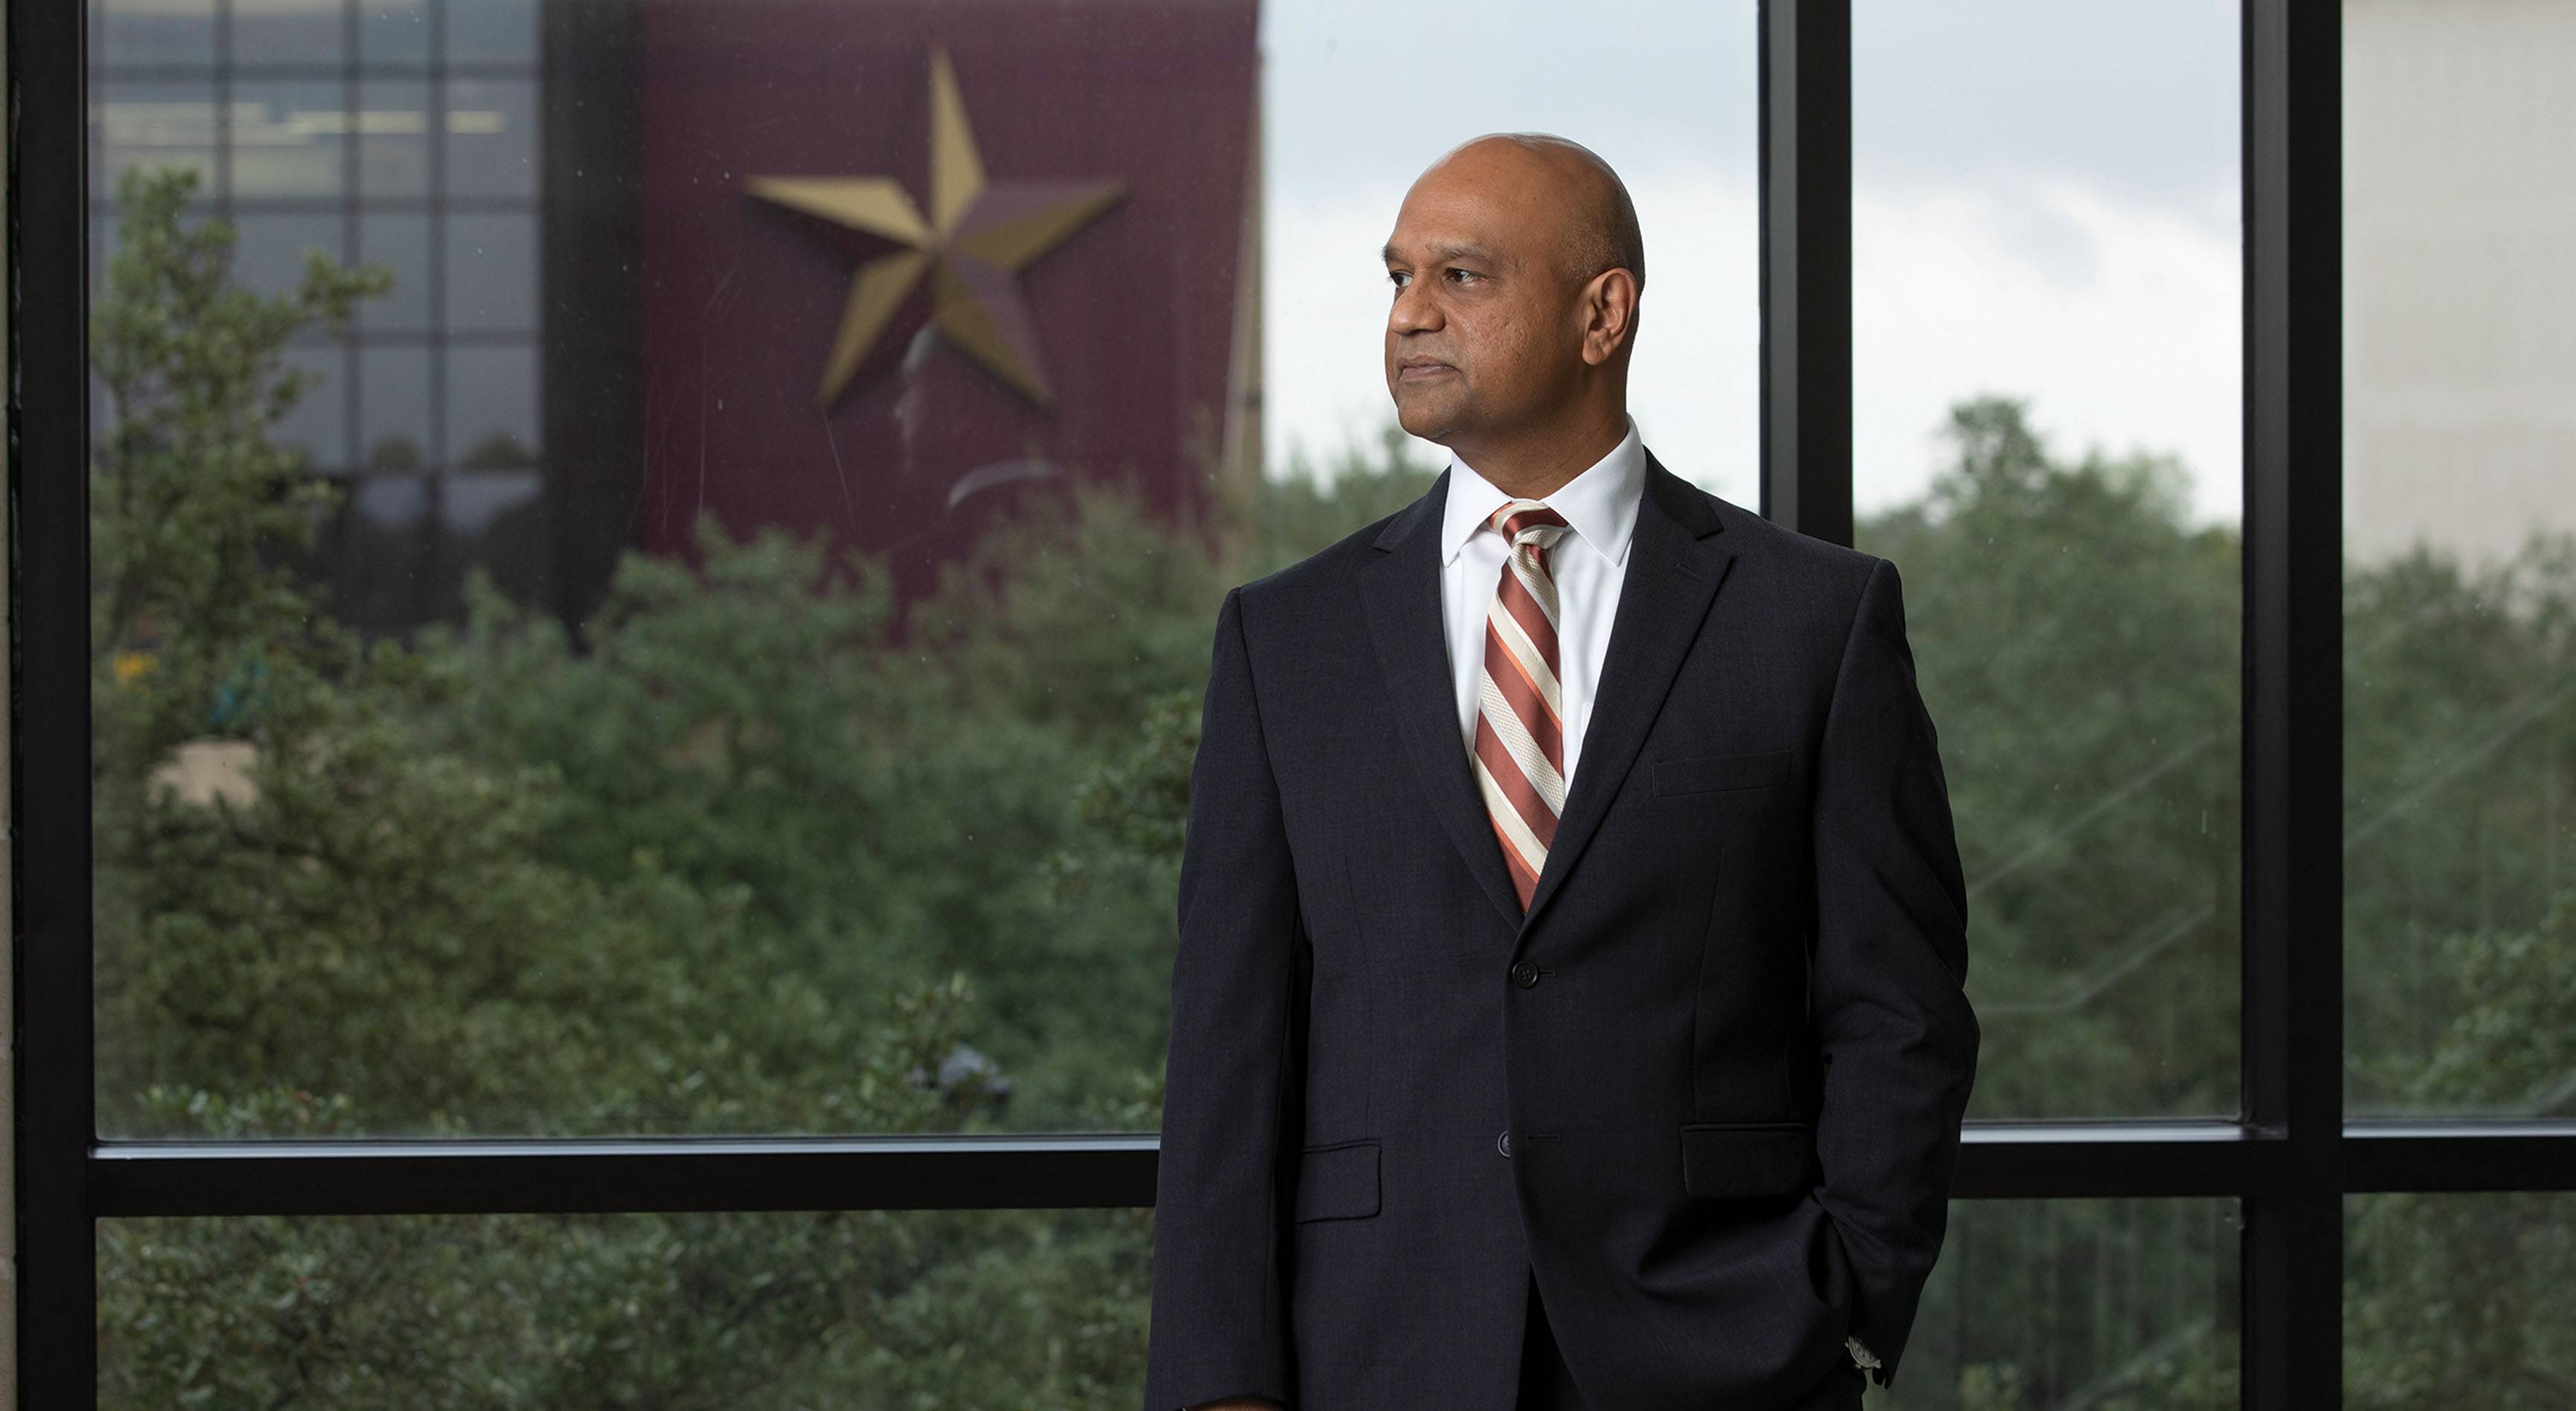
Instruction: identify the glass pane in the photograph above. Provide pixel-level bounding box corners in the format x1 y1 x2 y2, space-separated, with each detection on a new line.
100 1208 1154 1405
94 0 216 66
1261 1 1758 506
442 75 538 199
1852 0 2245 1121
230 0 346 65
306 471 439 631
357 345 434 470
100 1200 2219 1406
232 79 352 200
92 212 122 294
358 0 432 68
447 0 539 64
2346 1192 2576 1406
443 344 540 466
356 211 433 331
442 211 538 332
1894 1198 2239 1408
95 81 224 203
230 211 349 302
357 78 433 197
446 468 552 613
89 0 1757 1137
273 343 352 471
2342 0 2576 1116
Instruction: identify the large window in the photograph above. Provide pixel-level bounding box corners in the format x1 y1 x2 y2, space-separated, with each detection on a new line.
19 0 2575 1407
80 0 1762 1154
89 0 544 636
2341 0 2576 1124
1853 0 2243 1122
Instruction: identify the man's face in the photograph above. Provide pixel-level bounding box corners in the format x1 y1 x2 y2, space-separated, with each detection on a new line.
1381 155 1582 449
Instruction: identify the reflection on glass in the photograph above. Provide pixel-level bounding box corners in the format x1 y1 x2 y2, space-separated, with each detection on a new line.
359 346 433 470
446 468 541 535
1895 1199 2239 1408
358 0 430 67
229 0 344 65
447 469 551 611
443 345 539 467
354 472 429 529
442 211 538 332
2343 0 2576 1118
273 344 350 471
101 1208 1154 1406
91 214 122 296
1853 0 2243 1121
231 80 351 199
356 78 433 197
229 213 347 303
94 0 216 65
306 473 437 635
94 83 223 199
442 75 538 199
96 1200 2229 1407
2346 1193 2576 1406
356 211 433 331
447 0 540 64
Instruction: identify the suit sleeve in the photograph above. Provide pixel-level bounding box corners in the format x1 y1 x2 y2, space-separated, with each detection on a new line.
1809 556 1980 1391
1142 585 1303 1411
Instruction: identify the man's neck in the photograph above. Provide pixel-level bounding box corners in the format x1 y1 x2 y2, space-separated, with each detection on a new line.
1448 407 1629 500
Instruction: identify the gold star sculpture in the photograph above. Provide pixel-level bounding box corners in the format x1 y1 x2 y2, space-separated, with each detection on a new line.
745 48 1125 410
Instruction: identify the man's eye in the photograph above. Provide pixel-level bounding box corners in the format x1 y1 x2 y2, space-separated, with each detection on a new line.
1446 267 1481 285
1387 270 1411 288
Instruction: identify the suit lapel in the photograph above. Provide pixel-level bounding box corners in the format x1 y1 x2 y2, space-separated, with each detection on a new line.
1360 466 1528 930
1357 448 1737 943
1515 452 1734 939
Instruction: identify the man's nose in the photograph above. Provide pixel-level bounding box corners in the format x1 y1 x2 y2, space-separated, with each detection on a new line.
1387 279 1442 334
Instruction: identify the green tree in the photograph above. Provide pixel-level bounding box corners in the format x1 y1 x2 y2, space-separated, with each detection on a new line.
88 165 1164 1407
86 158 2576 1405
1859 399 2243 1407
1862 395 2242 1124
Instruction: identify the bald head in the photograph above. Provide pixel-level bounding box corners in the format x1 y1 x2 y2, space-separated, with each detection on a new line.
1425 133 1644 295
1381 132 1644 477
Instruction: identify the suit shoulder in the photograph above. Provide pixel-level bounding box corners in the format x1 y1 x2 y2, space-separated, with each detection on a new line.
1228 500 1413 617
1695 484 1889 593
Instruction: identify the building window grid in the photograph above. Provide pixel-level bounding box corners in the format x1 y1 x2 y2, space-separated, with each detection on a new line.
83 0 544 616
20 0 2576 1407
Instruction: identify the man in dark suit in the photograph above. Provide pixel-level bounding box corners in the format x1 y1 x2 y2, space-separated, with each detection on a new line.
1144 133 1978 1411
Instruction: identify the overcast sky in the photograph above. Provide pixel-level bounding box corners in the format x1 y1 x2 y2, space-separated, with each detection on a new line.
1258 0 2242 526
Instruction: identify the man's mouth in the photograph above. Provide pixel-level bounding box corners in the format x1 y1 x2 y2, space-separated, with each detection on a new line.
1397 357 1457 382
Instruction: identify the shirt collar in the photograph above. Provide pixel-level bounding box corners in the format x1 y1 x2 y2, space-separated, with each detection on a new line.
1440 414 1648 569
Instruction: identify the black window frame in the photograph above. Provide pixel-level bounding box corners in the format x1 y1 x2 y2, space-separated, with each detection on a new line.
15 1 2572 1406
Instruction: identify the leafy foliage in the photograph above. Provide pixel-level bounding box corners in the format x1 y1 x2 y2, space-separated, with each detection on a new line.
84 164 2576 1404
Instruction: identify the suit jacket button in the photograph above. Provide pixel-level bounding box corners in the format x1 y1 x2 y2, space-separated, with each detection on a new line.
1510 961 1541 988
1498 1129 1512 1158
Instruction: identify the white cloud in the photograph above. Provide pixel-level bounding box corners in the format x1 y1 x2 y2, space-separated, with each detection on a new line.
1854 176 2243 527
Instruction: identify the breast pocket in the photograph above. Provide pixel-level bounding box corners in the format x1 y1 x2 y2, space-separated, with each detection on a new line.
1651 748 1794 797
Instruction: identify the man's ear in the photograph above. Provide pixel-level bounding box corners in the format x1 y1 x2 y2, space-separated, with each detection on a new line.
1580 267 1641 367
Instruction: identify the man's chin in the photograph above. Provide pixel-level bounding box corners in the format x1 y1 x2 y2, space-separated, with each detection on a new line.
1390 395 1464 446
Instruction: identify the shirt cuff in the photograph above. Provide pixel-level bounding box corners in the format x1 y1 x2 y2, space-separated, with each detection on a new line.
1846 1333 1883 1375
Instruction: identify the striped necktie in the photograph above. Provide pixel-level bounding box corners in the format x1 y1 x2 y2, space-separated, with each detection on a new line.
1472 498 1574 911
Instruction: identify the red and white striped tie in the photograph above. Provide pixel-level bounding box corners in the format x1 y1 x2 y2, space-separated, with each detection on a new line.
1472 498 1574 911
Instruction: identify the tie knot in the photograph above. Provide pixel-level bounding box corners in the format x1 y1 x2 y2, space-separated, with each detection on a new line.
1489 499 1570 549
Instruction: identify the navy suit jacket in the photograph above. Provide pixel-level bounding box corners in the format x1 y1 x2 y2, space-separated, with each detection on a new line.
1144 452 1979 1410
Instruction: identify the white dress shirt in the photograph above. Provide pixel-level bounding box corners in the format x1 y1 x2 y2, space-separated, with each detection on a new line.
1433 414 1886 1385
1438 415 1647 797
